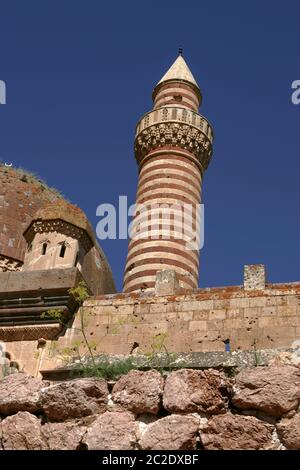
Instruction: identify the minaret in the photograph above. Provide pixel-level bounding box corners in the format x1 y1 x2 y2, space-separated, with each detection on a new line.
123 53 213 293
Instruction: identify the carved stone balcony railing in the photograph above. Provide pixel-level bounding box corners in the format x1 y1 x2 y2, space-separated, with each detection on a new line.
0 255 22 272
134 106 214 170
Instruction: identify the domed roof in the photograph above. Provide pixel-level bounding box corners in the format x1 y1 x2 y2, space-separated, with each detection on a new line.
24 200 96 246
0 165 67 263
0 164 116 294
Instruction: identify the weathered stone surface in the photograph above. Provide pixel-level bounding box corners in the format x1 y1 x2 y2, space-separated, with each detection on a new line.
269 351 300 367
277 413 300 449
0 165 64 263
200 413 274 450
112 370 164 414
0 412 45 450
41 421 86 450
155 269 181 296
163 369 232 414
244 264 266 290
40 378 108 421
82 411 137 450
139 414 199 450
0 373 44 415
232 365 300 417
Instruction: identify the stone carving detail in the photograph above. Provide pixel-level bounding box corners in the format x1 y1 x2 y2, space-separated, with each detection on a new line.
136 106 213 138
25 219 93 253
0 325 62 342
0 255 22 272
135 122 212 169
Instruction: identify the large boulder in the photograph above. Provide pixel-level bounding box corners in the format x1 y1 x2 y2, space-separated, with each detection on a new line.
82 411 138 450
232 365 300 417
277 413 300 449
0 411 45 450
112 370 164 414
139 414 199 450
40 378 108 421
41 421 86 450
200 413 274 450
0 373 44 415
163 369 232 414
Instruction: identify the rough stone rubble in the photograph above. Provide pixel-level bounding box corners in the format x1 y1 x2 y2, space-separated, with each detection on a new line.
0 363 300 450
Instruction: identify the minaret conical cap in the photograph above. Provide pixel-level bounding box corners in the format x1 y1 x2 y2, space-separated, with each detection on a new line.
156 55 199 88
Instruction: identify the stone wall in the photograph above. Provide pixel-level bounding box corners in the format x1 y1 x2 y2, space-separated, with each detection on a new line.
0 363 300 450
42 281 300 366
4 279 300 376
3 266 300 376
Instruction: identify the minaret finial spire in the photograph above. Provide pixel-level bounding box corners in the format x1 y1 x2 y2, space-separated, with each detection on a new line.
155 53 200 90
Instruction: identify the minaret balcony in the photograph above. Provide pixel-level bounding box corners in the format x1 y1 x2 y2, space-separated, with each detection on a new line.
134 106 213 169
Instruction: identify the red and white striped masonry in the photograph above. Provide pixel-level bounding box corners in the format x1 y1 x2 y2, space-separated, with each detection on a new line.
123 55 213 293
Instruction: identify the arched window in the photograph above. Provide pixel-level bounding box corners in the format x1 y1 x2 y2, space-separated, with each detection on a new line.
59 243 66 258
42 243 47 255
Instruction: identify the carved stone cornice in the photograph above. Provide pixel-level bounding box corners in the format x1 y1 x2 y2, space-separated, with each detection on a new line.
0 255 22 272
134 106 213 169
25 219 93 253
0 324 62 341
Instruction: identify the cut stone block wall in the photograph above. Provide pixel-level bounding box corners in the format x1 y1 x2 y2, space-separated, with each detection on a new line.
3 276 300 376
58 282 300 355
22 281 300 374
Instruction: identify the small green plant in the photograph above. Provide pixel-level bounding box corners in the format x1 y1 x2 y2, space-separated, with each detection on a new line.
145 332 177 371
223 366 238 378
41 308 65 325
73 357 136 381
42 282 101 367
108 312 141 335
68 281 97 366
252 339 262 366
69 281 90 305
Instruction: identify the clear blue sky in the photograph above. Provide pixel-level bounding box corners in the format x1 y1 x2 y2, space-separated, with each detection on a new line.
0 0 299 291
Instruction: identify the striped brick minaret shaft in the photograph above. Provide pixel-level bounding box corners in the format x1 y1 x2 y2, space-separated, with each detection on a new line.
123 54 213 293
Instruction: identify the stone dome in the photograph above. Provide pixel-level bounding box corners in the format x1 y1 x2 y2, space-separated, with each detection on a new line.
0 165 66 266
0 165 115 294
